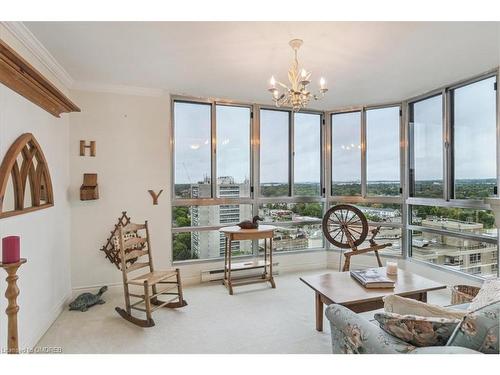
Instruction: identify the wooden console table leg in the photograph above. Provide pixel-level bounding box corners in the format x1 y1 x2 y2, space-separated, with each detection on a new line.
269 237 276 288
223 237 228 282
263 238 267 278
227 239 233 295
315 292 323 332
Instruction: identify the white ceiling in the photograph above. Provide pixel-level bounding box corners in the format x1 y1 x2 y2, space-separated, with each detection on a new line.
25 21 500 109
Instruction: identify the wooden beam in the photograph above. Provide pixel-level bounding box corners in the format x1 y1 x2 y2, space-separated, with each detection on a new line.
0 38 80 118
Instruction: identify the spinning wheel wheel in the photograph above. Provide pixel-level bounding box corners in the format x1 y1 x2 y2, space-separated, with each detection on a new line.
322 204 369 249
322 204 392 271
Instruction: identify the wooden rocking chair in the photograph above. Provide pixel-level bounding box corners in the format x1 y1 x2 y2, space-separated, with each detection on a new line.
114 221 187 327
322 204 392 272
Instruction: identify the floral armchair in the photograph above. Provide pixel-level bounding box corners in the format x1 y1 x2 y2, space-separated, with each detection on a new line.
325 304 482 354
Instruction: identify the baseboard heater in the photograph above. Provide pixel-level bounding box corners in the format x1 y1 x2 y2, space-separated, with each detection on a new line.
201 261 279 283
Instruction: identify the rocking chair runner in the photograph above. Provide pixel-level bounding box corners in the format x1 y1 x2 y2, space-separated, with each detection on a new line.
322 204 392 272
115 221 187 327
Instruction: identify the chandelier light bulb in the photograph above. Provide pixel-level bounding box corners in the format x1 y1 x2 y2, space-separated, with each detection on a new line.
269 76 276 88
320 77 326 89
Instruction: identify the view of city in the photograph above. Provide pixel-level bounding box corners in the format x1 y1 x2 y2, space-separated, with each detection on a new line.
173 178 497 278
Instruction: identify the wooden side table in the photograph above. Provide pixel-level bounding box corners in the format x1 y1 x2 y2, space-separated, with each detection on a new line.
219 225 276 295
0 258 26 354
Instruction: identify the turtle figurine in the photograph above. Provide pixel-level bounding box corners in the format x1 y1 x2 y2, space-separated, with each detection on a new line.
69 286 108 312
237 215 263 230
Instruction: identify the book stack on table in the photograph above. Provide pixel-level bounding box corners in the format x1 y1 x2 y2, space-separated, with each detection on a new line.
350 268 395 289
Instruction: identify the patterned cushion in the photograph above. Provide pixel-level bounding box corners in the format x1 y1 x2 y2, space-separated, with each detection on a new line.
112 232 142 264
469 279 500 311
374 312 460 347
112 232 138 251
447 300 500 354
384 295 466 319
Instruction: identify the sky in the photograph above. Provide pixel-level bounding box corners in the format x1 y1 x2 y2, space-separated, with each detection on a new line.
174 76 497 185
413 77 496 181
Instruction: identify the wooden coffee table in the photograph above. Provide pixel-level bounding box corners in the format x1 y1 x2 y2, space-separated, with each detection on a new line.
300 267 446 331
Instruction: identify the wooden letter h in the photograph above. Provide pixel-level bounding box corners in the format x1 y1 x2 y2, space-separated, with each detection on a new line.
80 140 96 157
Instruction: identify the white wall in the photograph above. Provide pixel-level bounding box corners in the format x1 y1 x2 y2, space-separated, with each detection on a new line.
69 90 171 289
0 25 72 351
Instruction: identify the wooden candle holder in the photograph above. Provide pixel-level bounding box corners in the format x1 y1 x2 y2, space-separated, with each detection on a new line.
0 258 26 354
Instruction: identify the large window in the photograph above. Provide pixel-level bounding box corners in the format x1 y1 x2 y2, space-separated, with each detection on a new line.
409 95 444 198
171 70 499 278
260 109 290 197
452 77 497 199
216 105 251 197
294 113 322 196
366 107 400 196
407 73 499 279
331 111 362 196
174 102 212 199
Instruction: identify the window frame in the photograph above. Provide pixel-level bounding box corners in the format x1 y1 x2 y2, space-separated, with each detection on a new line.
407 92 445 200
170 97 326 263
325 103 405 254
405 69 499 280
215 103 253 198
450 76 498 200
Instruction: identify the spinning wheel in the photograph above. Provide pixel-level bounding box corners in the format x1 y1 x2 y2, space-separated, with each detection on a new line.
322 205 369 249
322 204 392 271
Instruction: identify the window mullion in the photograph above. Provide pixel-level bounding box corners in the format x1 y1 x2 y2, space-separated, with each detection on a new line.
211 101 217 199
289 111 294 197
252 105 260 256
496 70 500 199
443 89 452 201
361 108 367 198
325 113 332 199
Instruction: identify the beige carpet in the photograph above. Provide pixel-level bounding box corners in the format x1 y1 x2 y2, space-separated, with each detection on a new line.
36 269 451 354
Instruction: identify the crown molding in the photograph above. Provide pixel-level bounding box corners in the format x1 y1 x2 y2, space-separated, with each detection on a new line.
2 22 165 98
72 81 165 97
1 21 75 89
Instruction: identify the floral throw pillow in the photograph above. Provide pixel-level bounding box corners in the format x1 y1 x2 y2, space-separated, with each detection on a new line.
447 300 499 354
374 312 461 347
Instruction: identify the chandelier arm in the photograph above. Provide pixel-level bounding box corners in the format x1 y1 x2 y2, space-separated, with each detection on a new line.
277 81 289 90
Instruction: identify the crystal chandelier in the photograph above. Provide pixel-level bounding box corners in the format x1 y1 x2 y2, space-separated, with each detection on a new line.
268 39 328 112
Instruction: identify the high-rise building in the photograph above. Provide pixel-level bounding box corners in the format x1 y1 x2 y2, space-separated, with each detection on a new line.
412 218 498 278
190 176 252 259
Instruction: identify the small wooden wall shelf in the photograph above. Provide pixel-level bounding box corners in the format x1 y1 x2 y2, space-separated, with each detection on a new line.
0 38 80 118
80 173 99 201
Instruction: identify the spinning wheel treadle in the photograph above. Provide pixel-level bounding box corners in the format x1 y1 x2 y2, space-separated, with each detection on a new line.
322 204 392 272
322 204 368 248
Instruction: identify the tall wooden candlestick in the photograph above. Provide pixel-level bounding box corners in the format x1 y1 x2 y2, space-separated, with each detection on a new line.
0 258 26 354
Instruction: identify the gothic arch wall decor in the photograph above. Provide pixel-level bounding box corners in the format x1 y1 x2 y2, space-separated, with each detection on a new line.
0 133 54 219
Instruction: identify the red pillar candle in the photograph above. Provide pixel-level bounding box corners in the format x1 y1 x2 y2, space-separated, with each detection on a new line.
2 236 20 264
